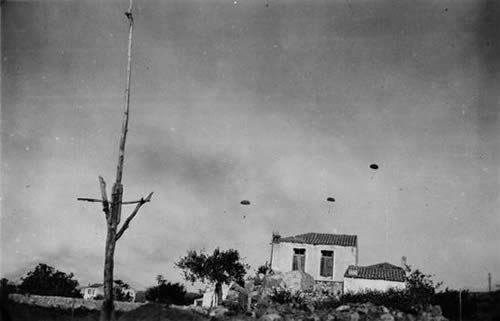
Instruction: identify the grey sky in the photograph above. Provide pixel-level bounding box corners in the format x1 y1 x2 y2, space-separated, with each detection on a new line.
1 0 499 291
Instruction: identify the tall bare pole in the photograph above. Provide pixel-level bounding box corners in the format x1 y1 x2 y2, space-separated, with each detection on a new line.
78 1 153 321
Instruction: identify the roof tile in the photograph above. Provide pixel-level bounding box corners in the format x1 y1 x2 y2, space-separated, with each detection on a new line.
278 232 357 247
344 264 406 282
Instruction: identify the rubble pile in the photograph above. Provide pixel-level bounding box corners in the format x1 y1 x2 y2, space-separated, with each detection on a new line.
214 272 448 321
246 301 448 321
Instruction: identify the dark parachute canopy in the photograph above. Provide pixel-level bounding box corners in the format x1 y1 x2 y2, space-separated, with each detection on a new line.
369 163 379 170
326 197 335 202
240 200 250 205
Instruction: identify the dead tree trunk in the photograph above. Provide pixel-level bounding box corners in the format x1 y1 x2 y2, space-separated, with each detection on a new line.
101 222 117 321
100 3 134 320
78 2 153 321
101 184 121 321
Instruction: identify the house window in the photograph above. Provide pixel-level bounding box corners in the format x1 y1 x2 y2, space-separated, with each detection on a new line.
292 248 306 271
320 250 334 277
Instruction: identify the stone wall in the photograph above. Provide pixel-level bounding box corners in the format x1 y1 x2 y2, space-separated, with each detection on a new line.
8 293 144 312
314 280 343 297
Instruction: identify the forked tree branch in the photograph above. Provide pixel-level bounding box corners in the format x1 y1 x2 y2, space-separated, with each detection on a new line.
115 192 153 241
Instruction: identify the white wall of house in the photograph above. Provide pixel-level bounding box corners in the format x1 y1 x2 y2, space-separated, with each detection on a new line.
270 242 357 282
343 277 406 293
82 286 135 302
82 287 104 300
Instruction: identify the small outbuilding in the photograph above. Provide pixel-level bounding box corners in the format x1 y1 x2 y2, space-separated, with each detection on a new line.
343 262 407 294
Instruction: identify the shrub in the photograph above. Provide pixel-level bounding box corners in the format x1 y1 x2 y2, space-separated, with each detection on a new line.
433 289 478 320
341 289 415 313
269 288 304 305
145 275 189 305
405 267 441 306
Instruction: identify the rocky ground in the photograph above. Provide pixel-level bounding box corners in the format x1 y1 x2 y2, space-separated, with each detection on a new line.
195 270 450 321
1 298 449 321
205 300 448 321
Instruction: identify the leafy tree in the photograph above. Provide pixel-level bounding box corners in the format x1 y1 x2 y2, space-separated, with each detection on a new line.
113 280 133 302
19 263 81 298
175 248 247 306
405 265 442 306
144 275 188 305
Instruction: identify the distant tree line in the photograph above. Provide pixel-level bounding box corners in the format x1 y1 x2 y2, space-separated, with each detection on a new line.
0 263 203 306
0 263 134 301
2 263 82 298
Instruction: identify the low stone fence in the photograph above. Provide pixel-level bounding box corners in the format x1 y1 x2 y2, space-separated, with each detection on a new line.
8 293 144 312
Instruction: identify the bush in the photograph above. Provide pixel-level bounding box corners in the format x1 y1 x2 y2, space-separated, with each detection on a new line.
114 280 133 302
433 289 476 320
269 288 304 306
341 289 416 313
405 267 440 306
145 275 189 305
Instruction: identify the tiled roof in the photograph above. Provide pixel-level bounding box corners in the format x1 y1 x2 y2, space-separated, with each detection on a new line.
85 283 103 288
278 232 357 247
344 263 406 282
365 262 402 270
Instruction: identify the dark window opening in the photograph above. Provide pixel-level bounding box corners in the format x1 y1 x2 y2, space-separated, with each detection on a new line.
320 250 334 277
292 248 305 271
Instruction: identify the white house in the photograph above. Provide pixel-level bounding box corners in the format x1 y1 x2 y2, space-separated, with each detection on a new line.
270 232 358 294
80 283 136 302
81 283 104 300
343 262 406 294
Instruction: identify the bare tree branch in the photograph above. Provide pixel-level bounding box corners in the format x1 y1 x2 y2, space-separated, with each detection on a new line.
121 199 152 205
77 198 105 203
77 198 151 205
115 192 153 241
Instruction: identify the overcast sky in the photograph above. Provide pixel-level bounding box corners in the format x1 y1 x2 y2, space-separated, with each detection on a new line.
2 0 499 291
